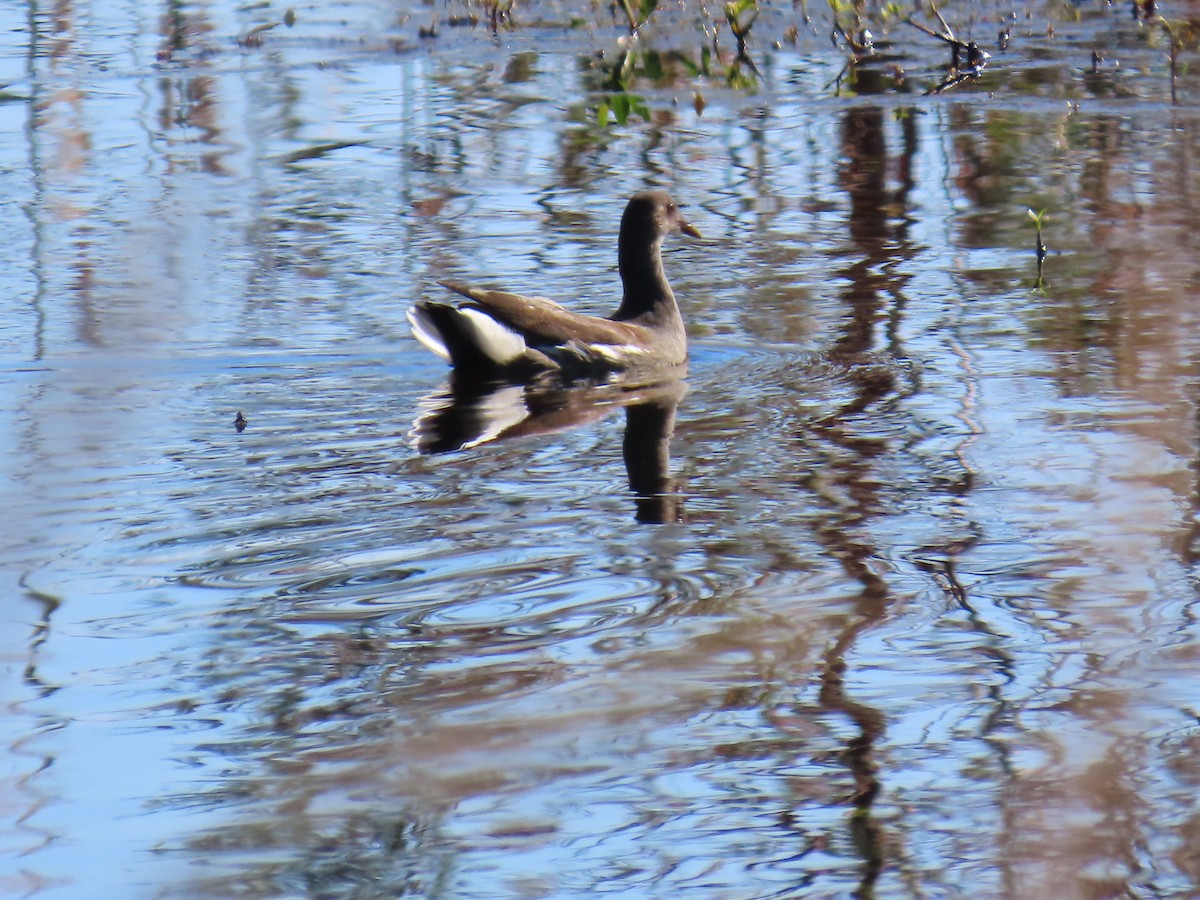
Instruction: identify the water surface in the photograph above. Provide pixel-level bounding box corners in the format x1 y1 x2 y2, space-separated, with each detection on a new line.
2 1 1200 897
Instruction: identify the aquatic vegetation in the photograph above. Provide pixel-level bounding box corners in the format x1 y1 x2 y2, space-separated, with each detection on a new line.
368 0 1197 128
588 43 760 129
583 0 769 127
1027 208 1048 293
596 91 651 126
724 0 761 81
1150 15 1198 104
589 48 669 129
905 0 991 93
618 0 660 33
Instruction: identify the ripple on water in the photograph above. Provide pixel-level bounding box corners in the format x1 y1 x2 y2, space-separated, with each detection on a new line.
7 5 1200 896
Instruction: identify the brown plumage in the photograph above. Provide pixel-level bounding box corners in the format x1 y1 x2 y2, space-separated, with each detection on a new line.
408 190 700 375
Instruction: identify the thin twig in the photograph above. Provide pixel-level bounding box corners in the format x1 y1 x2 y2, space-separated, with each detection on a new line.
930 0 955 41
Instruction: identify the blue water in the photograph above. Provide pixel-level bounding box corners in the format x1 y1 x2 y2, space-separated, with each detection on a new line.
3 1 1200 897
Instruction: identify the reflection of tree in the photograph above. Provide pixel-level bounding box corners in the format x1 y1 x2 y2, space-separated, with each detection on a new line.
801 104 923 895
7 585 61 884
158 74 225 176
157 3 225 175
946 103 1200 400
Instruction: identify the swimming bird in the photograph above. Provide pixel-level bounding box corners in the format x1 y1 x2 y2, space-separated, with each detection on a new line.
407 190 700 375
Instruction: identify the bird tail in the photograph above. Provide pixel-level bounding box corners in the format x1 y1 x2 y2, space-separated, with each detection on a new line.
407 302 528 369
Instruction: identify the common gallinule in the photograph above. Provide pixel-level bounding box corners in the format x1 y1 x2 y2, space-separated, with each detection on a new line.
408 190 700 375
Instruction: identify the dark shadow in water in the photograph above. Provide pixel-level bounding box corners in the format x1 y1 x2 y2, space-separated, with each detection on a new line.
411 368 687 524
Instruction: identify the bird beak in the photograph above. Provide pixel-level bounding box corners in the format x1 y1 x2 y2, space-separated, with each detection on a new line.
679 219 702 239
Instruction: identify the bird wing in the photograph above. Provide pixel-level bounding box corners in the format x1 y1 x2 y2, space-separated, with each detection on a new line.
439 281 648 349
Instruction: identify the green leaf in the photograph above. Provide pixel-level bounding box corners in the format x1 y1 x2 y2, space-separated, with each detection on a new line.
642 50 664 80
611 93 631 125
673 50 701 77
727 64 758 89
596 93 650 128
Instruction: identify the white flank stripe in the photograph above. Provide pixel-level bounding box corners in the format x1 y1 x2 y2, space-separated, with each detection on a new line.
458 308 527 365
592 344 646 362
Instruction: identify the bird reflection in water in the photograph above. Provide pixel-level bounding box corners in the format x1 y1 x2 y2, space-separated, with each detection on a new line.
410 368 687 524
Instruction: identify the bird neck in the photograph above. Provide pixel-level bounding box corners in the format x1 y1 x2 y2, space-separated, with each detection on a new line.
614 236 680 326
